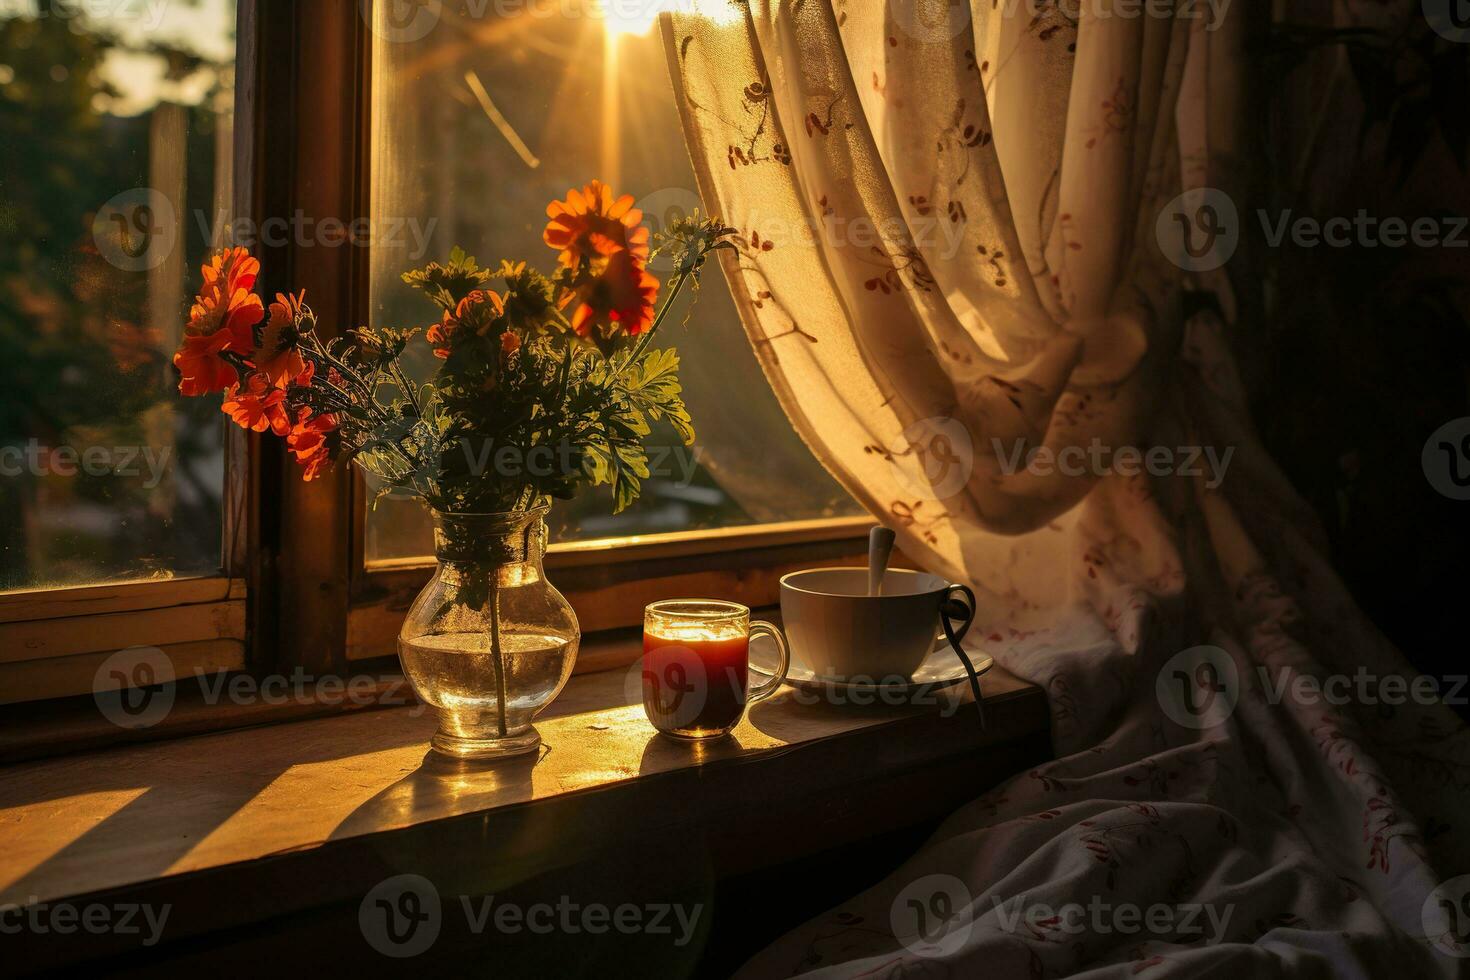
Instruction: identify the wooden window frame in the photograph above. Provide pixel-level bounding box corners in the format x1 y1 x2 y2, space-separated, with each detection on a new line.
284 0 875 678
2 0 873 756
0 577 247 705
0 0 258 706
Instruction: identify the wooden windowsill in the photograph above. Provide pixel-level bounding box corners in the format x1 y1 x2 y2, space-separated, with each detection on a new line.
1 649 1049 972
364 515 876 575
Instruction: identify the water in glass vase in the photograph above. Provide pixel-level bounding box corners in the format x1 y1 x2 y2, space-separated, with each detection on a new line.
401 630 575 758
397 508 580 760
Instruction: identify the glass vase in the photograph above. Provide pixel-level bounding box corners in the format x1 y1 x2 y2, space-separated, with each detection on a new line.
398 506 579 760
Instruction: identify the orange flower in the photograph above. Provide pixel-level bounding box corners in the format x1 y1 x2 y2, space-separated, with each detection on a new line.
294 358 318 389
500 330 521 357
287 409 338 481
186 247 263 348
426 315 452 359
253 291 308 387
174 331 240 397
559 247 659 341
427 289 506 359
543 181 650 271
221 373 292 436
175 247 265 394
204 245 259 293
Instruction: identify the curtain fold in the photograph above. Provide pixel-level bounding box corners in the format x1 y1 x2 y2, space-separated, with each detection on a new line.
665 0 1198 611
664 2 1470 976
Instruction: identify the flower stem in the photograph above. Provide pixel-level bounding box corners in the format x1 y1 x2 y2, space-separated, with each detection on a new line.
298 340 421 472
610 234 726 378
487 579 509 739
612 266 693 384
389 359 421 417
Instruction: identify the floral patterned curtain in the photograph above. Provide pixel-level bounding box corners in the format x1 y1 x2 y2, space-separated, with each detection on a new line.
666 2 1470 975
664 0 1246 620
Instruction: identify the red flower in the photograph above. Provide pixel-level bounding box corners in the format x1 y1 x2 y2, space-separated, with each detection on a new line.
543 182 659 346
174 331 241 397
174 247 265 394
427 289 506 359
543 180 650 271
186 247 263 347
253 291 308 387
559 247 659 340
286 409 338 481
204 245 259 293
221 373 292 436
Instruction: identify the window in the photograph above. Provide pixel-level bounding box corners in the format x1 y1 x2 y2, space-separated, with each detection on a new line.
0 1 244 709
1 0 870 732
364 3 862 563
0 0 238 591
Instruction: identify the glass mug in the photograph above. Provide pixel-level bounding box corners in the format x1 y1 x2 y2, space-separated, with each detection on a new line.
642 600 790 739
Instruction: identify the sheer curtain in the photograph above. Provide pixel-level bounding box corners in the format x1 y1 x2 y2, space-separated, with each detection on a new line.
665 1 1470 975
664 0 1254 623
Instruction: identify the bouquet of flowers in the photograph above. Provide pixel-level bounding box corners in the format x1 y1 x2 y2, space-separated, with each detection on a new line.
172 181 734 515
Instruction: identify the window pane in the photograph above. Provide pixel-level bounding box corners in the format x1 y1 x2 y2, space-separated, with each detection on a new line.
367 7 860 562
0 2 236 590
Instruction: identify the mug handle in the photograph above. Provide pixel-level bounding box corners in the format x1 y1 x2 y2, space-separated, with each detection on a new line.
747 621 790 704
939 584 986 729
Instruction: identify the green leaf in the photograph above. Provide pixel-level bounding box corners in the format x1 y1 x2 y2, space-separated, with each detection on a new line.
619 346 694 445
615 441 650 480
664 396 696 446
607 405 651 440
627 347 681 397
583 442 612 485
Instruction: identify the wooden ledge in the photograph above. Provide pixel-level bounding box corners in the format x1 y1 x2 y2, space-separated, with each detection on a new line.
1 657 1048 971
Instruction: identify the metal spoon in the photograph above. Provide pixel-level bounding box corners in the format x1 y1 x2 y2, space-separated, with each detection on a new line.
867 525 896 596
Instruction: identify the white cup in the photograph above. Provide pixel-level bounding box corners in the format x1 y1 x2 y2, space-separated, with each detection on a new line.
778 568 976 682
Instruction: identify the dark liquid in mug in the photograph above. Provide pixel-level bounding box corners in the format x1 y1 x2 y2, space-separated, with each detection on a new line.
642 632 749 738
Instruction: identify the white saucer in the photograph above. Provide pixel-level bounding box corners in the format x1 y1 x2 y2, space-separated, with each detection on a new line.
750 637 993 696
